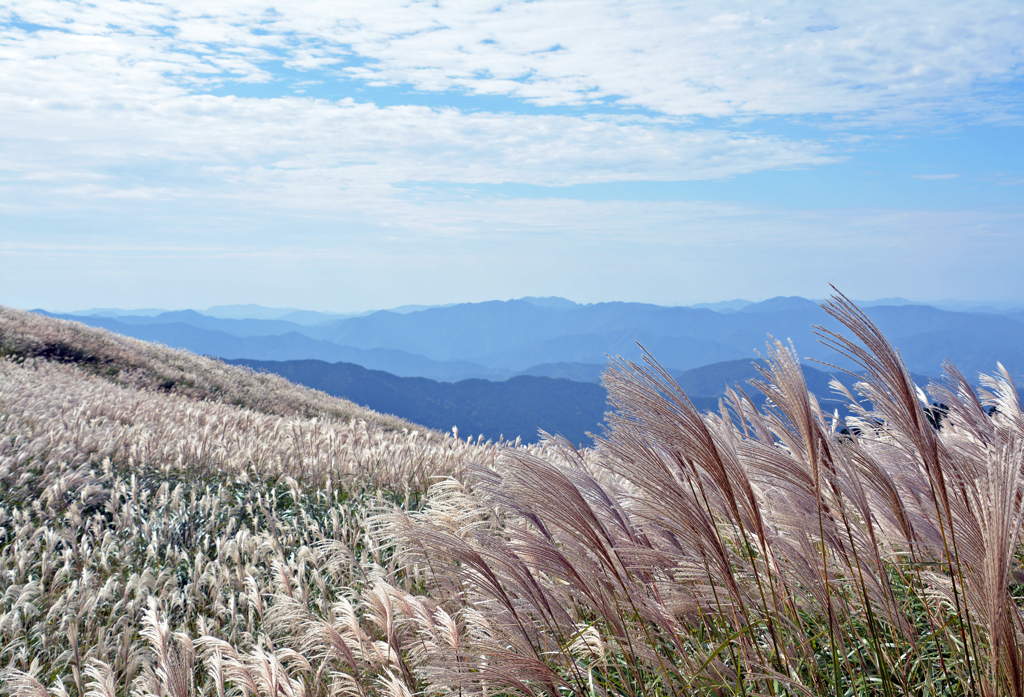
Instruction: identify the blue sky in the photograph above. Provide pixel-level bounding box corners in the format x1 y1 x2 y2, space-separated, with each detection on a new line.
2 1 1023 312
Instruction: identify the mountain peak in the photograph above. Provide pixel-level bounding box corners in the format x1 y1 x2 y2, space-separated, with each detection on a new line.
517 296 579 310
204 304 302 320
739 296 820 313
689 299 752 313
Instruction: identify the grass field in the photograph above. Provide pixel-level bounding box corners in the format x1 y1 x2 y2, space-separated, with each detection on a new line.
2 294 1023 696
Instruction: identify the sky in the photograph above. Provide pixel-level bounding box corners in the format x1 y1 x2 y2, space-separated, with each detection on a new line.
2 1 1023 312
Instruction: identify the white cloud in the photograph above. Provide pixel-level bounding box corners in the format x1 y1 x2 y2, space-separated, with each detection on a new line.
2 0 1023 310
4 1 883 219
3 0 1020 216
1 89 832 216
912 173 960 180
6 1 1021 120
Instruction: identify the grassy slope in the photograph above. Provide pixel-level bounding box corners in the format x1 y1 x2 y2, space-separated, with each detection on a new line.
0 306 507 693
4 301 1024 697
1 306 420 431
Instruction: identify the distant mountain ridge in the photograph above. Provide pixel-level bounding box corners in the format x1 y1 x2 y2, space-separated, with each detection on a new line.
33 313 501 381
40 296 1024 385
34 295 1016 447
226 359 614 446
225 356 870 446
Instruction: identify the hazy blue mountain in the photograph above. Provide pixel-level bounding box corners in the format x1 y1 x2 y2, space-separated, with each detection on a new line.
407 300 1018 380
673 358 775 398
855 297 921 307
207 304 379 323
277 309 371 325
385 303 458 314
519 296 581 310
204 304 304 320
860 306 1024 378
66 307 169 317
59 308 352 337
50 297 1024 384
226 359 625 446
474 330 747 373
83 310 309 337
864 304 991 340
740 296 821 313
927 300 1024 313
516 362 607 382
689 299 752 312
311 300 772 363
314 300 582 360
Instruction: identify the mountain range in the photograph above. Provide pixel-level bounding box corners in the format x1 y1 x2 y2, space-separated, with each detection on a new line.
33 296 1023 444
39 296 1024 383
224 356 870 446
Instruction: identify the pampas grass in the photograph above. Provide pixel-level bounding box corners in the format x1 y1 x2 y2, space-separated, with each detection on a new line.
381 291 1024 697
4 294 1024 696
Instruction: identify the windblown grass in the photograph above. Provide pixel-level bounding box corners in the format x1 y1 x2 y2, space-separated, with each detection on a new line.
0 306 415 429
3 294 1024 697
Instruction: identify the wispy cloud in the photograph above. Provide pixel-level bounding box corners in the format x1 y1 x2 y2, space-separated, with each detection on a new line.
1 92 833 216
3 1 1021 212
912 173 960 180
6 1 1022 119
2 1 1023 308
5 198 1023 309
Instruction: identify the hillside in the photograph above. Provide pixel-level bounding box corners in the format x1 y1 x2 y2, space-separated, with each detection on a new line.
1 306 419 429
4 296 1024 697
0 304 520 694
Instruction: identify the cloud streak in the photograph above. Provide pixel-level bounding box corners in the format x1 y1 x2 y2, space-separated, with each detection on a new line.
2 92 832 214
3 0 1021 216
6 1 1022 118
5 197 1023 310
2 1 1022 308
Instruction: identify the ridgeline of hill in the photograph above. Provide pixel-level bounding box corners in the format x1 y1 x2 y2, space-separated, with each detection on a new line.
39 296 1024 386
0 305 418 432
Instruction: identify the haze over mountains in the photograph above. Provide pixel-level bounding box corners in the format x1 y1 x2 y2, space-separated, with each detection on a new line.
220 356 879 446
36 296 1024 444
42 296 1024 381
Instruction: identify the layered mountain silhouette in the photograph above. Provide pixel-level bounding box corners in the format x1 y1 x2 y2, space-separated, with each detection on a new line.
226 359 614 446
41 296 1024 383
224 356 870 446
37 296 1023 444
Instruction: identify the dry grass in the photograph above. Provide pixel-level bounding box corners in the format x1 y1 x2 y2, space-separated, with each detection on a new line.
3 295 1024 697
381 292 1024 697
0 305 415 430
0 306 516 696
